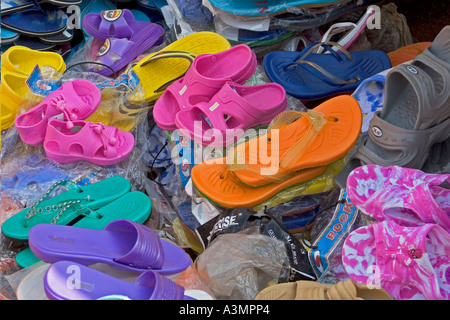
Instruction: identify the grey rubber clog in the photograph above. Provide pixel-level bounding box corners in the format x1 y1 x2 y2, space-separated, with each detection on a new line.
335 25 450 187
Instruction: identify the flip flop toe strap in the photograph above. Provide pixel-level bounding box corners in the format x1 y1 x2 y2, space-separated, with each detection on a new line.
227 110 332 183
24 180 98 227
106 220 165 270
284 41 360 86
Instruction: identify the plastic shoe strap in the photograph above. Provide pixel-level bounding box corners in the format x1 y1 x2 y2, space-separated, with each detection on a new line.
89 122 119 157
298 41 354 63
49 94 85 129
284 41 360 86
139 50 198 93
95 38 134 71
18 0 46 16
50 202 100 225
98 10 133 39
106 220 165 270
226 110 332 183
135 270 185 300
25 180 81 220
301 280 358 300
317 22 357 54
24 180 97 227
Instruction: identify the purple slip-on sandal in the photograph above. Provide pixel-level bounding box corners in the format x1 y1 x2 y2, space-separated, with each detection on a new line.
29 219 192 275
83 9 148 42
89 22 165 77
44 261 195 300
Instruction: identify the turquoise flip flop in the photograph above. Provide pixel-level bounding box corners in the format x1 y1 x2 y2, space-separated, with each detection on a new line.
1 176 131 241
15 191 153 268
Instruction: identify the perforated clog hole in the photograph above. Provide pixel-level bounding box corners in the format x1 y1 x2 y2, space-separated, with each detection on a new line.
68 143 84 156
45 141 60 152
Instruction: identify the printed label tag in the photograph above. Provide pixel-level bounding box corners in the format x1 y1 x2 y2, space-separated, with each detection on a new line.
126 68 140 91
173 130 194 188
209 102 219 112
178 85 187 96
102 10 122 22
96 70 140 91
308 188 359 278
97 39 111 57
25 65 61 97
96 74 127 89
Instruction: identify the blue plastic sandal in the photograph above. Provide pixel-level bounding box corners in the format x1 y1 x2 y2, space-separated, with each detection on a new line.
264 41 391 101
1 1 68 37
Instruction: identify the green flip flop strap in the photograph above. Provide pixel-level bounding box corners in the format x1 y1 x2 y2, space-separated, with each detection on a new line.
24 180 100 227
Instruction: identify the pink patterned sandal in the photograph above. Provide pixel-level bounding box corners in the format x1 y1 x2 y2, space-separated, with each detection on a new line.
346 165 450 232
175 81 287 147
153 44 257 131
15 80 101 146
342 220 450 300
44 119 135 165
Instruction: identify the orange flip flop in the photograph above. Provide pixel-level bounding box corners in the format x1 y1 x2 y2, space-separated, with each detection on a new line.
388 42 431 67
192 163 327 208
232 95 362 187
191 95 362 208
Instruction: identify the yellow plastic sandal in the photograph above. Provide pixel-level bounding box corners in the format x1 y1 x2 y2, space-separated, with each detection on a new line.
0 71 43 131
86 87 145 132
1 98 15 131
126 31 231 106
1 46 66 76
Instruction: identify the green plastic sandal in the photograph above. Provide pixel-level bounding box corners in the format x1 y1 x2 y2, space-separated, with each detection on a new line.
15 190 153 268
1 176 131 240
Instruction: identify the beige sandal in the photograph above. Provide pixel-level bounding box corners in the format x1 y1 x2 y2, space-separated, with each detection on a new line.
254 279 393 300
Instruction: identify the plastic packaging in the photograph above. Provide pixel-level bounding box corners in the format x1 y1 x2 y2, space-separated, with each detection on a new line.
363 3 413 53
196 207 317 282
306 188 373 284
194 231 290 300
253 155 351 211
271 0 384 31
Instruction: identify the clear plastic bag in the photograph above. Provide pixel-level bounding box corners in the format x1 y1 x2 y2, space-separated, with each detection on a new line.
194 231 290 300
364 3 413 53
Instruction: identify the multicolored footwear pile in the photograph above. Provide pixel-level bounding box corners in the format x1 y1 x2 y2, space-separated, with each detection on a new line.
1 0 449 303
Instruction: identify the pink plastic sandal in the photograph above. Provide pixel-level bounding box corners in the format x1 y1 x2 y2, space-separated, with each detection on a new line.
175 81 287 147
44 119 135 165
342 220 450 300
153 44 257 131
15 80 101 146
346 165 450 233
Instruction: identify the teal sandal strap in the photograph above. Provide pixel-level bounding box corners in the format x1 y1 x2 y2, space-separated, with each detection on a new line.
24 180 101 227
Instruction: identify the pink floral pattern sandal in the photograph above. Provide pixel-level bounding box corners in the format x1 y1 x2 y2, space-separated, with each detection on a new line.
44 119 135 165
346 165 450 233
15 79 101 146
342 220 450 300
